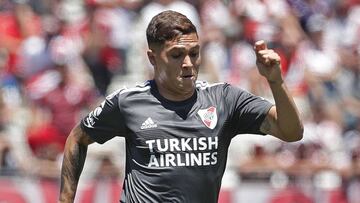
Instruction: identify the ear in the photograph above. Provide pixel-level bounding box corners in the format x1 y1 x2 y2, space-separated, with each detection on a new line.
147 49 156 67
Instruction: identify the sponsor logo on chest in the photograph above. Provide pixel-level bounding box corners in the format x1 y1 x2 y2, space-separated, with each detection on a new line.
197 106 217 129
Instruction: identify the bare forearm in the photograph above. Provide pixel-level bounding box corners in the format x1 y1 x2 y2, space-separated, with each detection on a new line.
269 80 303 141
254 40 303 141
59 126 89 203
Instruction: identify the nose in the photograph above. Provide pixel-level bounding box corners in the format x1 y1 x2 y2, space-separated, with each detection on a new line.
182 55 192 68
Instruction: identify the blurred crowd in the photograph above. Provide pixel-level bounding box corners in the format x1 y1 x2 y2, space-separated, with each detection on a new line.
0 0 359 202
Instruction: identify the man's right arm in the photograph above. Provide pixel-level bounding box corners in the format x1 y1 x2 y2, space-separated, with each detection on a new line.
58 124 94 203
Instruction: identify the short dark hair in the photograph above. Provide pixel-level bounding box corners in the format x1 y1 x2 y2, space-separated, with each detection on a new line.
146 10 198 49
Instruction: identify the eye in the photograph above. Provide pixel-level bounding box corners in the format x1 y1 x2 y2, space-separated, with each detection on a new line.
189 51 199 58
171 52 183 59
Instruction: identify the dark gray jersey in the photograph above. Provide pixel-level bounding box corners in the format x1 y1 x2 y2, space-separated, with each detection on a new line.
81 80 273 203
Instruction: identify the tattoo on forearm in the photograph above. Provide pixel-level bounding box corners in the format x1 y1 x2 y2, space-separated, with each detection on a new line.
59 128 88 202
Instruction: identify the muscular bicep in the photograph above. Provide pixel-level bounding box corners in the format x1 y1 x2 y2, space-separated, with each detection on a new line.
260 106 285 140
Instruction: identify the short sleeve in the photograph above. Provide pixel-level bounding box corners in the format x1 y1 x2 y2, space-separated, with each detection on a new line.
224 84 273 136
81 90 126 144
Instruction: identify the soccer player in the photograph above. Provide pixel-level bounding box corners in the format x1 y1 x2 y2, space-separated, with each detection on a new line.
58 10 303 203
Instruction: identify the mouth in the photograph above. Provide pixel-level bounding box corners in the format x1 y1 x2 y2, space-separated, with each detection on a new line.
181 74 194 79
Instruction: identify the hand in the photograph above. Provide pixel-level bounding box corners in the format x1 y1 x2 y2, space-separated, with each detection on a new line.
254 40 283 83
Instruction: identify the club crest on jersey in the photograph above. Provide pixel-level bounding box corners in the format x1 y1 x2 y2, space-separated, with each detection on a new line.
197 106 217 129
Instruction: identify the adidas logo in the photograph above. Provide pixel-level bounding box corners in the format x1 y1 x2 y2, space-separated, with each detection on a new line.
140 117 158 130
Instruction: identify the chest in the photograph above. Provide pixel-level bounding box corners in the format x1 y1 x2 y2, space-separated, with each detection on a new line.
119 93 233 168
124 100 226 138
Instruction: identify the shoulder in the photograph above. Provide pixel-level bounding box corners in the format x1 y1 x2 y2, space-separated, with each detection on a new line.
107 81 152 100
196 80 226 91
196 81 259 103
196 81 246 94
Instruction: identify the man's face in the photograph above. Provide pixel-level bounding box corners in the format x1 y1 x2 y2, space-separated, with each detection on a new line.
150 33 201 98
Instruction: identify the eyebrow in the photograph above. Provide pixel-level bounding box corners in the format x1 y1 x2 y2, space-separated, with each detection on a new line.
168 44 200 52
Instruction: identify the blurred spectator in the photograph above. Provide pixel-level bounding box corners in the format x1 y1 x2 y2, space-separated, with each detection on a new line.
346 145 360 203
0 93 18 176
82 0 132 95
301 102 347 170
199 0 235 83
25 63 96 161
302 14 340 103
0 1 41 77
337 45 360 128
287 0 331 32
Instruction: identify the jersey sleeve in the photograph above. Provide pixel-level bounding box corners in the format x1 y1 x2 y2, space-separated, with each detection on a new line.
224 84 273 136
80 90 126 144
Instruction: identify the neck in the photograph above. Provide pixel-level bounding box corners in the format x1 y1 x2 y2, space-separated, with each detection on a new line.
154 79 195 102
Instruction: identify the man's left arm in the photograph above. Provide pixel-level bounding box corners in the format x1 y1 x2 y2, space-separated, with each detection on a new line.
254 40 303 142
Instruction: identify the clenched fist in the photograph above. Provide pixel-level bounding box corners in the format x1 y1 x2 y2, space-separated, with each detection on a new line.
254 40 283 84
